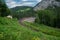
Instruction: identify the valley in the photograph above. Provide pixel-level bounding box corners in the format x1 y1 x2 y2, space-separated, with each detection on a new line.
0 0 60 40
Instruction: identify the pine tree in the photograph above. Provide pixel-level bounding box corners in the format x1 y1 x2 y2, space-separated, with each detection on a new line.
0 0 10 17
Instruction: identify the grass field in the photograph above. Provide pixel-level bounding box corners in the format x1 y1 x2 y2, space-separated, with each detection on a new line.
0 17 60 40
24 22 60 37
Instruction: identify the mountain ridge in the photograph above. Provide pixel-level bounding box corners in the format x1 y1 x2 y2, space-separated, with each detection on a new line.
10 6 35 19
34 0 60 11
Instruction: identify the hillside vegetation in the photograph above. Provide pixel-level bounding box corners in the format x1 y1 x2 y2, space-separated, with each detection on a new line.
0 0 60 40
0 17 35 40
11 6 36 19
24 22 60 37
35 6 60 28
0 17 60 40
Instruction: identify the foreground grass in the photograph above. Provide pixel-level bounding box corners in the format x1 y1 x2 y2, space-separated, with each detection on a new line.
24 22 60 37
0 17 60 40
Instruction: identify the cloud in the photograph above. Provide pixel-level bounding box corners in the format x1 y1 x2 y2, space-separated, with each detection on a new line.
22 0 28 1
5 0 41 8
6 0 17 8
36 0 41 2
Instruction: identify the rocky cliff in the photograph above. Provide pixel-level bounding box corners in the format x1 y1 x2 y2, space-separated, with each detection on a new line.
34 0 60 11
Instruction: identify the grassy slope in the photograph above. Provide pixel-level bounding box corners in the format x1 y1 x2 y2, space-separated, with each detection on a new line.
0 17 60 40
24 22 60 38
24 22 60 37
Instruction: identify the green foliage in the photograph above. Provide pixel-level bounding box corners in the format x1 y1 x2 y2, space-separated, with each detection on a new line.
0 17 60 40
0 17 34 40
35 7 60 28
24 22 60 37
23 22 60 40
0 0 10 17
11 6 36 19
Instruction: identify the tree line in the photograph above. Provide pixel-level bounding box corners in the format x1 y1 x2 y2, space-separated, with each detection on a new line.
35 6 60 28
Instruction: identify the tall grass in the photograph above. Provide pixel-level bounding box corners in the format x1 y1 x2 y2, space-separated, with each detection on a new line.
0 17 60 40
24 22 60 37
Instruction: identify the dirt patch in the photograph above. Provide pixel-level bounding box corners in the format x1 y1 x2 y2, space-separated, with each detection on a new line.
19 17 36 23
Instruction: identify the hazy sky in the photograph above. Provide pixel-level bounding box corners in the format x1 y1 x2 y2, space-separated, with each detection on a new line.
5 0 41 8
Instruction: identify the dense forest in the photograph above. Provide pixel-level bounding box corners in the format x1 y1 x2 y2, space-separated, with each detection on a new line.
35 6 60 28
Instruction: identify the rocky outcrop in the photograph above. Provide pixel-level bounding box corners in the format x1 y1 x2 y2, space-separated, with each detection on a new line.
34 0 60 11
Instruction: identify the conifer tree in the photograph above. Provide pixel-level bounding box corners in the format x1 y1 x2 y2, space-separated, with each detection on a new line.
0 0 10 17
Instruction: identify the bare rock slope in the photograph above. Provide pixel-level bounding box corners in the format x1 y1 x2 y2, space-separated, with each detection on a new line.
34 0 60 11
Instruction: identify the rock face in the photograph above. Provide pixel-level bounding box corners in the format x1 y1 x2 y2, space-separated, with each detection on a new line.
34 0 60 11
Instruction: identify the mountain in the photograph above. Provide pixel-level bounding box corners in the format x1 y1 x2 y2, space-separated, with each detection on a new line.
34 0 60 28
11 6 33 12
11 6 35 19
34 0 60 11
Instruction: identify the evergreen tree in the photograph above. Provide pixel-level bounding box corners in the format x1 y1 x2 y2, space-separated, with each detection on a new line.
0 0 10 17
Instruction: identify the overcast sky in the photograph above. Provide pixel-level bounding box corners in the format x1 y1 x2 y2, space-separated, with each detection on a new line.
5 0 41 8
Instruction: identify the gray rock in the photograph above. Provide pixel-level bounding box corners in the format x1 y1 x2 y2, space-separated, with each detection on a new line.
34 0 60 11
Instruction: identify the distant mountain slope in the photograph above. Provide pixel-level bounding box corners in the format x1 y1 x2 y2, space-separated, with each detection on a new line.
11 6 35 19
11 6 33 11
34 0 60 11
34 0 60 28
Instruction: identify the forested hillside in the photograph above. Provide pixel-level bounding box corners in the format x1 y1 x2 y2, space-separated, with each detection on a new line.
35 0 60 28
35 7 60 28
11 6 36 19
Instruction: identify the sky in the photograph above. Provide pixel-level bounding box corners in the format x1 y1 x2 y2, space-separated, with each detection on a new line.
5 0 41 8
